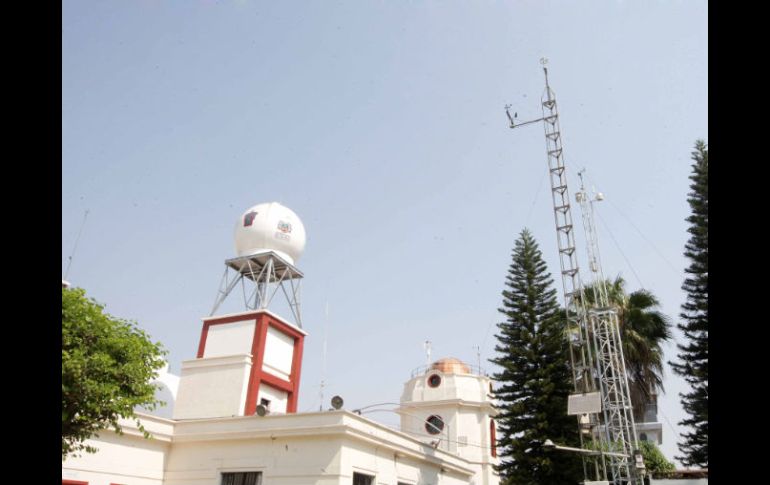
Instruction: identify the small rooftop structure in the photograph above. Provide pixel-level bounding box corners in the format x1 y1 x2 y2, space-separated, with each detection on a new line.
430 357 471 374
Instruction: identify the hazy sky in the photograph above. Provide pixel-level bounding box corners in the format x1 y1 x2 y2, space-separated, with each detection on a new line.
62 0 707 466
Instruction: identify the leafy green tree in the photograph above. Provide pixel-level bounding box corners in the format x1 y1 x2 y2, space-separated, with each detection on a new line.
62 287 166 459
581 276 672 419
589 439 674 483
638 441 676 478
490 229 583 485
669 140 708 467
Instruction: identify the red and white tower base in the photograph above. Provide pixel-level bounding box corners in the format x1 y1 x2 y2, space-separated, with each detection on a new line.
174 203 307 419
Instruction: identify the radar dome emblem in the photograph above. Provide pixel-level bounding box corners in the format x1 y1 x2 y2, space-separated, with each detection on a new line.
243 211 259 227
234 202 306 265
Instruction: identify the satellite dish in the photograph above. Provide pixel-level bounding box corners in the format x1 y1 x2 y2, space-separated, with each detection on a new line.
256 404 269 416
331 395 344 410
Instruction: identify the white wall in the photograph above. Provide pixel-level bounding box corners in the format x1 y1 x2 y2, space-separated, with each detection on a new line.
257 383 289 414
455 408 488 463
62 415 172 485
338 438 470 485
637 422 663 445
262 326 295 380
165 435 344 485
203 321 256 358
173 355 252 419
402 373 491 404
164 412 478 485
64 411 484 485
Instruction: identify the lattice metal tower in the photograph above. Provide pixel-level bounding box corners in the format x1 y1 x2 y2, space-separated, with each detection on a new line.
505 60 643 484
209 251 303 326
575 171 644 484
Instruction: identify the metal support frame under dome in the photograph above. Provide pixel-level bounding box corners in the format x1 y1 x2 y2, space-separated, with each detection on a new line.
210 250 303 328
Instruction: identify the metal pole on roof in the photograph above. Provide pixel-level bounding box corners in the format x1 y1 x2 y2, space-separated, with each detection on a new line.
63 209 89 281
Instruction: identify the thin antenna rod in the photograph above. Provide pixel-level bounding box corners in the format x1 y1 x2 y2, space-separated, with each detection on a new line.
320 301 329 411
541 57 550 89
63 209 90 280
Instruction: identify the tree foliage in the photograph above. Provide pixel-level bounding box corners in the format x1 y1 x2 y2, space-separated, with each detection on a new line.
589 439 675 482
639 440 676 478
669 140 708 467
490 229 583 485
62 287 166 459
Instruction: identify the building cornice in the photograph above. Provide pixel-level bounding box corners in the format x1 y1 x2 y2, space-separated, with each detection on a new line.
168 410 474 476
398 399 498 415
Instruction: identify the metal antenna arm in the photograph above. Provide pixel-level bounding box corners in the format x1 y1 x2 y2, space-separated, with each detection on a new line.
509 117 545 129
505 104 545 129
505 106 515 128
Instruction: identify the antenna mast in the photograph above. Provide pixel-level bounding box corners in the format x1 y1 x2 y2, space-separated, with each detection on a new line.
575 171 643 483
320 301 329 411
63 209 90 281
505 60 643 484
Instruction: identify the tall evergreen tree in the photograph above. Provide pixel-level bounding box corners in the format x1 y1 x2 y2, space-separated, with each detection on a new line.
669 140 708 467
490 229 582 485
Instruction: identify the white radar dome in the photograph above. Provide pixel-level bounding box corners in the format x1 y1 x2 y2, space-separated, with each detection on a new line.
234 202 306 265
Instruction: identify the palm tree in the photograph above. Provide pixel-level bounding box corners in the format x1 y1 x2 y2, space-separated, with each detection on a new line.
580 276 672 420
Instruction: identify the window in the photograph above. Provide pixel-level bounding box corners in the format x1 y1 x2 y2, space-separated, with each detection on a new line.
428 374 442 388
425 415 444 435
490 419 497 457
353 472 374 485
222 472 262 485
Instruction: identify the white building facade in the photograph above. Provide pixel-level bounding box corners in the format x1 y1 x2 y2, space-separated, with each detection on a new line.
63 204 499 485
62 350 500 485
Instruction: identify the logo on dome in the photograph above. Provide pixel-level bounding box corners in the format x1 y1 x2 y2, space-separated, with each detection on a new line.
277 221 292 234
243 211 258 227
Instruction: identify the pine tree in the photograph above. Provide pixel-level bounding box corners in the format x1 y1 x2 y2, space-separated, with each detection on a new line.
669 140 708 467
490 229 582 485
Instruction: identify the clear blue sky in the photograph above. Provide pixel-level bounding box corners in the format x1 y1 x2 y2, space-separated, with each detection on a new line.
62 0 707 466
